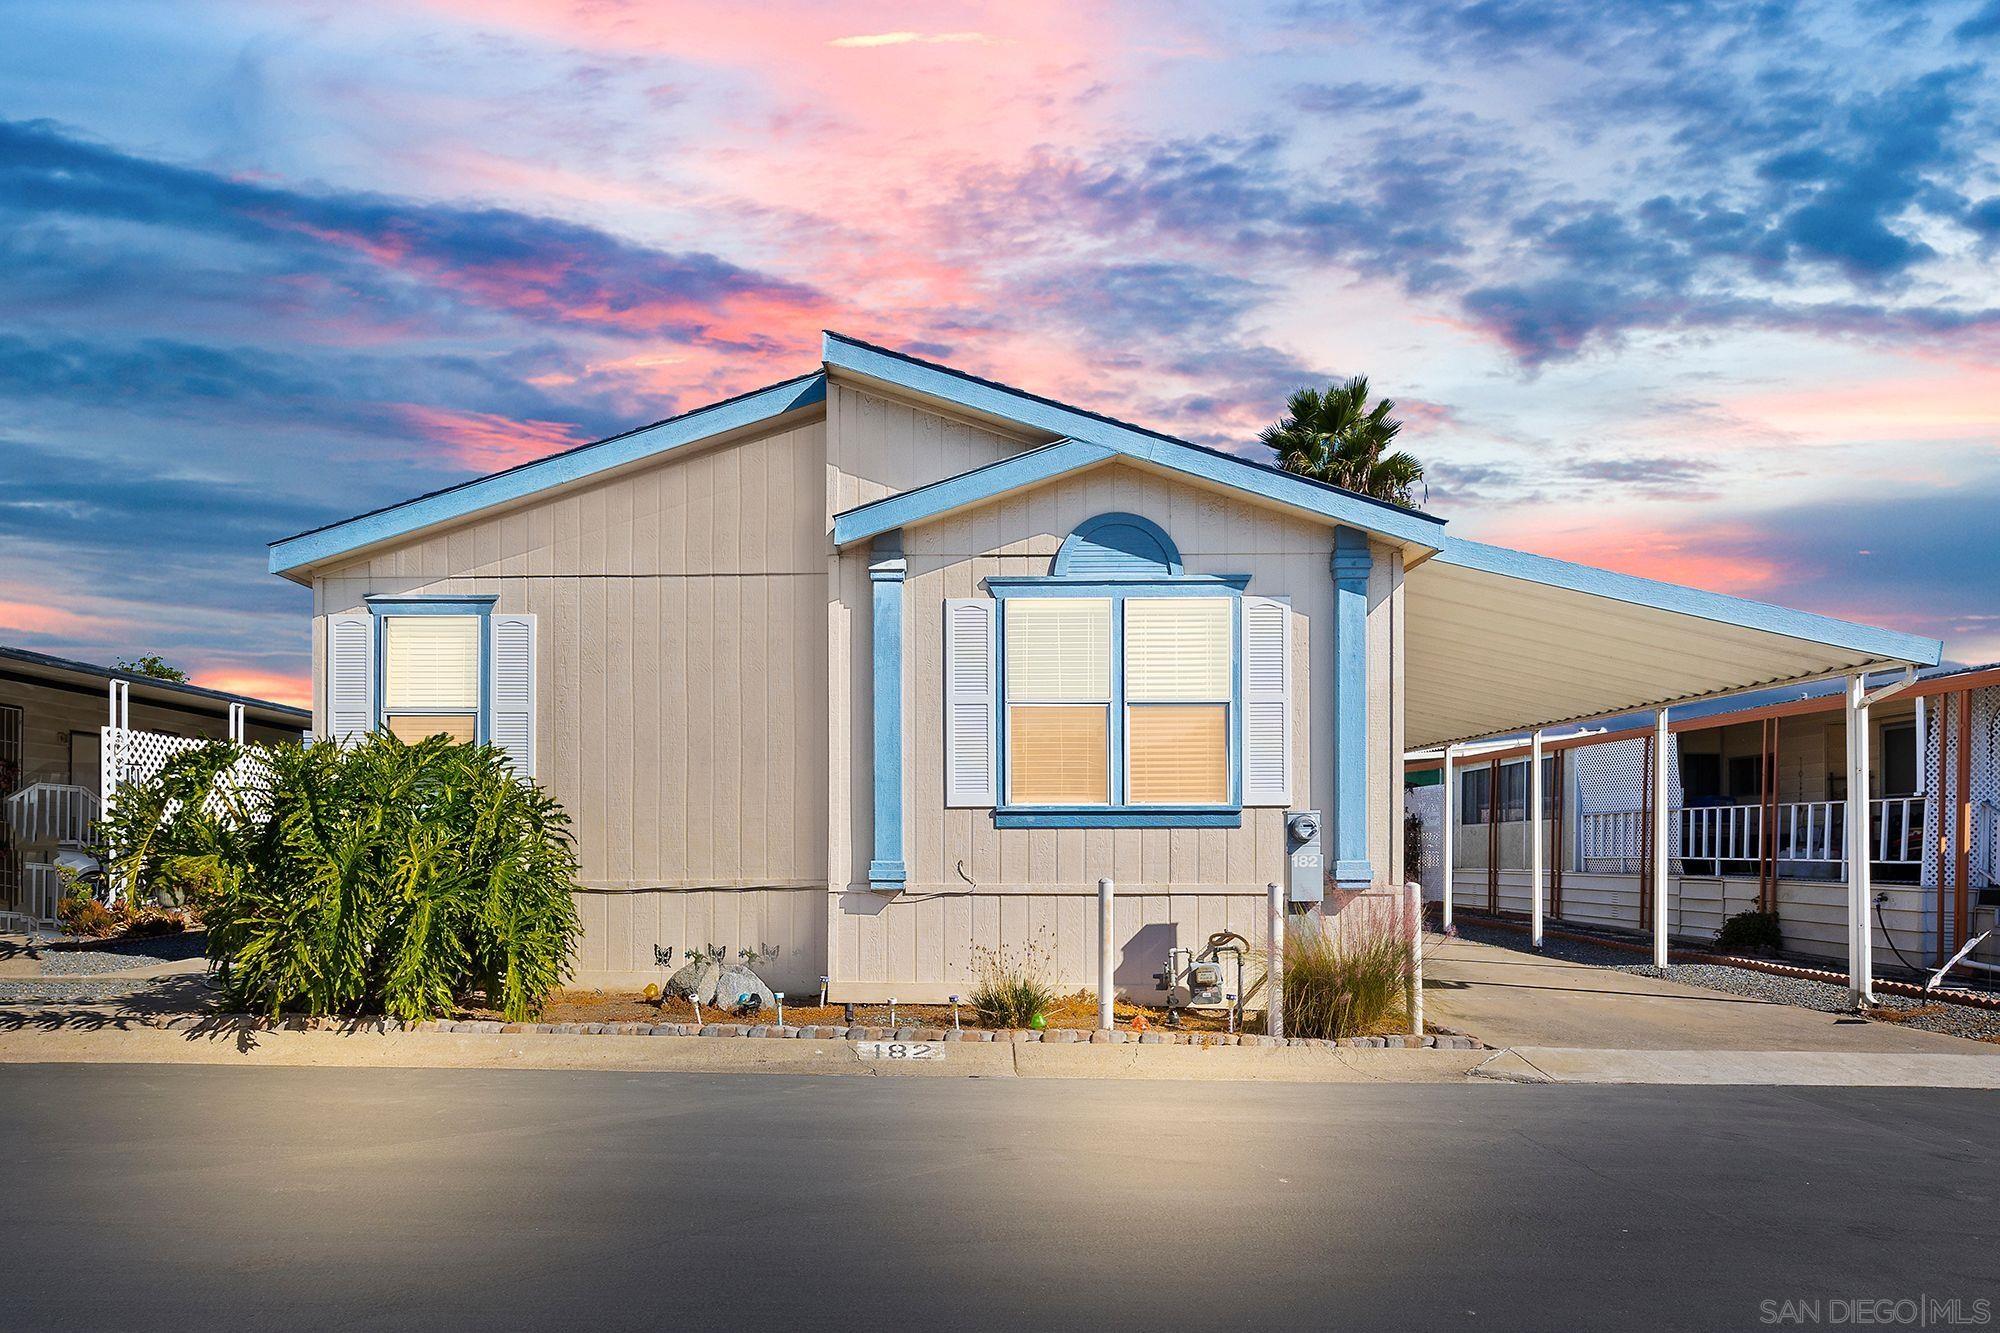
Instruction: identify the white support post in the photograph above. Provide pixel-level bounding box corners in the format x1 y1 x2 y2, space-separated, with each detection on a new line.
228 701 246 743
1441 744 1455 931
1652 708 1671 970
1408 878 1424 1037
1098 877 1115 1030
1846 676 1876 1007
1530 729 1545 948
1267 881 1285 1041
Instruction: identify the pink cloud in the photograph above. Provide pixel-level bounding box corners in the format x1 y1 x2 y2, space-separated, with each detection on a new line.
0 598 118 640
192 668 312 711
392 405 589 470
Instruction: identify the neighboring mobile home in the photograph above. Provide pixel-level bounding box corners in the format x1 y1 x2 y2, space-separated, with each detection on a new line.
269 333 1942 1000
1407 662 2000 982
0 645 309 926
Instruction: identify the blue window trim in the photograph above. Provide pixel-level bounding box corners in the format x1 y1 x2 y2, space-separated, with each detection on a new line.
365 595 497 744
988 568 1246 830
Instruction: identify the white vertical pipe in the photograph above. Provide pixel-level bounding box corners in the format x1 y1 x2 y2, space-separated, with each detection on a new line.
1098 877 1115 1029
1530 729 1545 948
1441 744 1455 930
1267 881 1285 1041
1652 708 1671 970
1408 878 1424 1038
1846 677 1876 1007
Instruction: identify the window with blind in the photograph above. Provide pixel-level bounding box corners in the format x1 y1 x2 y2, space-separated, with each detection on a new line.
380 615 480 742
1000 594 1234 809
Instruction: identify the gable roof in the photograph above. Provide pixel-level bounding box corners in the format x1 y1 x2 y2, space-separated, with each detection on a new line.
0 644 310 725
268 372 827 580
822 332 1447 552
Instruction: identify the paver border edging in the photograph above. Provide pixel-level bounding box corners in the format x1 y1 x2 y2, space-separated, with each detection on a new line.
144 1014 1486 1050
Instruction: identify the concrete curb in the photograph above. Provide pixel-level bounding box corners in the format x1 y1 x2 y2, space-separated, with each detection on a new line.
1471 1045 2000 1088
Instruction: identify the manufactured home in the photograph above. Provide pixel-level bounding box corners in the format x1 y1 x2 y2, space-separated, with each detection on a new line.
0 645 308 927
269 333 1942 1000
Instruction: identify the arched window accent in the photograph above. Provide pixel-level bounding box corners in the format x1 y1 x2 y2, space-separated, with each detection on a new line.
1050 513 1183 579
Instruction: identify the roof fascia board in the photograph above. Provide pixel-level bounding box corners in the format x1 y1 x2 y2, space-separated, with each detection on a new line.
833 440 1116 544
822 333 1445 551
1435 537 1942 667
269 373 827 580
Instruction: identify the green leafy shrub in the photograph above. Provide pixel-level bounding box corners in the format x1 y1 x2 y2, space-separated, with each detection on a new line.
1714 909 1782 955
1280 912 1411 1039
95 733 582 1022
969 938 1059 1028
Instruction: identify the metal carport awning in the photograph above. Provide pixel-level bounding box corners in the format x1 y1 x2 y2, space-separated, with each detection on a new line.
1403 538 1941 751
1401 536 1942 1007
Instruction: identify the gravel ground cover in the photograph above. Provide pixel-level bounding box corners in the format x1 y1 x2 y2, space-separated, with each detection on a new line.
1449 920 2000 1043
36 931 207 977
0 977 171 1004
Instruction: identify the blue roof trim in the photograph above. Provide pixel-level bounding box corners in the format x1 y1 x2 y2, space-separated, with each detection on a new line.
1437 537 1942 666
822 332 1446 550
832 440 1115 545
269 372 828 576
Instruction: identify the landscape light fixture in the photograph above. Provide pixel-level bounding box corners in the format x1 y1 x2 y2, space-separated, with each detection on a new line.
774 992 785 1028
948 995 961 1031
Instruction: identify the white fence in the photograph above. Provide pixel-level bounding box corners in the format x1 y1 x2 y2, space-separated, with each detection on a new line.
1578 798 1925 872
17 861 65 928
101 725 208 809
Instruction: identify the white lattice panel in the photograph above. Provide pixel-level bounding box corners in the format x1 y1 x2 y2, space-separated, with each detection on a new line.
1407 784 1443 896
1922 686 2000 898
1571 734 1683 872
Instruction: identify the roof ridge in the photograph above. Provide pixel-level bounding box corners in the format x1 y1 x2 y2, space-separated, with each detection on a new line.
821 330 1444 525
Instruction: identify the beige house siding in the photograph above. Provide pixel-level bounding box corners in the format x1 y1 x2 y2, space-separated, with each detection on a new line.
826 459 1407 1000
310 414 835 990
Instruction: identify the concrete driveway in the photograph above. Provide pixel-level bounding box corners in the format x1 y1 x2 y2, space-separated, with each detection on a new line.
1424 932 2000 1055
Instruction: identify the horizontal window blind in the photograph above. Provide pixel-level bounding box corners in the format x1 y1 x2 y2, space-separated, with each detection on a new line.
1125 598 1230 701
381 616 480 712
385 714 477 745
1005 599 1111 702
1007 705 1108 804
1128 704 1228 803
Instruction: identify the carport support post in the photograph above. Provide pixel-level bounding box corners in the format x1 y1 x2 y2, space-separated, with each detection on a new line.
1440 744 1455 931
1651 708 1670 970
1098 878 1115 1030
1530 729 1545 948
1845 676 1876 1007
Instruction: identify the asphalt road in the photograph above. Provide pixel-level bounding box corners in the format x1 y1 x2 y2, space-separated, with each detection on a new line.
4 1065 1996 1332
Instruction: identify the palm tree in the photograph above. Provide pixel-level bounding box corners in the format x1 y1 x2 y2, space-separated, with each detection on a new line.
1259 376 1425 508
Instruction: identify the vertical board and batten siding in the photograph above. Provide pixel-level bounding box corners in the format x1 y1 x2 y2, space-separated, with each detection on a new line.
312 416 832 990
826 457 1406 1000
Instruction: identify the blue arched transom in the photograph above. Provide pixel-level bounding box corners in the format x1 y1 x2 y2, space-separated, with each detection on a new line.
1051 512 1183 578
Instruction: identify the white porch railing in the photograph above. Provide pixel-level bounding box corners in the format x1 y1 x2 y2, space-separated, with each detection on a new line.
1578 798 1925 871
18 861 66 927
4 782 99 848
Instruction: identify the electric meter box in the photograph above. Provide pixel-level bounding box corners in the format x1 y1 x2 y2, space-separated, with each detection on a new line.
1286 810 1324 904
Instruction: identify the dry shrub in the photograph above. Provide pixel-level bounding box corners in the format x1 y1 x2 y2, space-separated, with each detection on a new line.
1281 910 1412 1039
969 936 1059 1028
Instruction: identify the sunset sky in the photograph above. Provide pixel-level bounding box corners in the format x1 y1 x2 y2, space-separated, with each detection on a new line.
4 0 1999 710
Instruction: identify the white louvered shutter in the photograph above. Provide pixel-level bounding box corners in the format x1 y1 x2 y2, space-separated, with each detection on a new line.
1241 595 1291 806
490 613 537 778
325 612 375 743
944 598 997 807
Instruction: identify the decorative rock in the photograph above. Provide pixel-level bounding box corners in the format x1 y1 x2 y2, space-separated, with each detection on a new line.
698 1024 721 1037
1012 1030 1041 1042
1089 1030 1126 1043
1138 1032 1169 1044
914 1028 947 1042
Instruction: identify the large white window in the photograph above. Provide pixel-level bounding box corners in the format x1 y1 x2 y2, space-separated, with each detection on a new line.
1002 595 1233 808
380 615 480 743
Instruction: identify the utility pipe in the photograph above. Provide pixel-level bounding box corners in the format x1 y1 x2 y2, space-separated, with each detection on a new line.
1267 881 1284 1041
1098 878 1115 1030
1408 879 1424 1038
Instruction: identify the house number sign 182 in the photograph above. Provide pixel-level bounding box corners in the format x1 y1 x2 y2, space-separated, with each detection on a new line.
856 1041 944 1061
